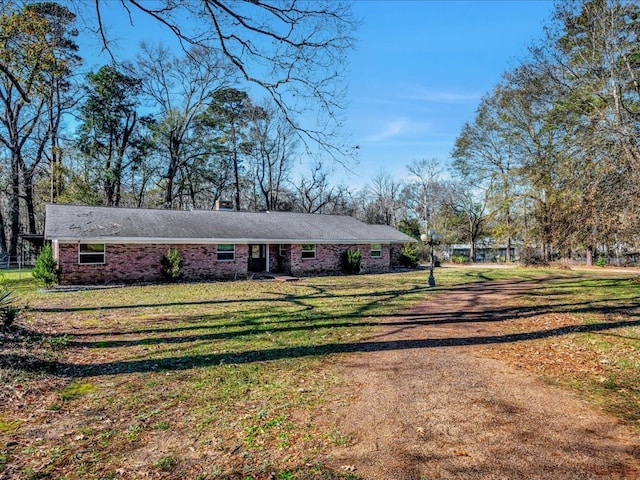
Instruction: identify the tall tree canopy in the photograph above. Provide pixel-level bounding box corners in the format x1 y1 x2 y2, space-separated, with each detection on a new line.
0 1 79 255
76 65 150 207
135 43 233 208
89 0 358 161
451 0 640 263
199 87 254 211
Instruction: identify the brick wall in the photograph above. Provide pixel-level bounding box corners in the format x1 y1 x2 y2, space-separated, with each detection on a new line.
55 241 402 284
272 244 291 274
57 243 249 284
390 244 404 268
289 243 392 276
360 244 392 274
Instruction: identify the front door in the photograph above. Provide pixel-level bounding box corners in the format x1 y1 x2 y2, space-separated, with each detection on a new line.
248 244 266 272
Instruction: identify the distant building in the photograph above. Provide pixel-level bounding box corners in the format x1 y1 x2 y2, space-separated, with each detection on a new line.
447 240 521 263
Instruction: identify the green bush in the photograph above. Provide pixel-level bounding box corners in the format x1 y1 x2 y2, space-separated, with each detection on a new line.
341 248 361 274
451 255 470 264
160 248 183 281
399 242 419 268
0 289 21 329
595 256 607 267
32 244 60 287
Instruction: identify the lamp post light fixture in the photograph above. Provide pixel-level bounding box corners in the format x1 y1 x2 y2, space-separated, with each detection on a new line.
421 230 440 287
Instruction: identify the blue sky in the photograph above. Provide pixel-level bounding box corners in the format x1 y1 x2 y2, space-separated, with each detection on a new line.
344 0 554 187
79 0 555 190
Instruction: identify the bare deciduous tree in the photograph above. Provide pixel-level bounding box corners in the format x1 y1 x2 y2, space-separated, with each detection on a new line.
406 158 441 233
364 170 405 227
0 2 79 255
134 43 233 208
294 163 336 214
87 0 359 162
246 101 296 211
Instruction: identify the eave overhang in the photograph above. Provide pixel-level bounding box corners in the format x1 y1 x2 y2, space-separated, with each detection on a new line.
49 236 415 245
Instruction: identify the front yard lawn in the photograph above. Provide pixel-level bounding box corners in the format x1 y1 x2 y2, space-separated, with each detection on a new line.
1 266 638 479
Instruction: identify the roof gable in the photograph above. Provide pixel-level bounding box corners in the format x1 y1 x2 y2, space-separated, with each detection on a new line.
44 204 415 244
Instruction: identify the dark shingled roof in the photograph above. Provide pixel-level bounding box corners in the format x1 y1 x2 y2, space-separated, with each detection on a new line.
44 204 415 244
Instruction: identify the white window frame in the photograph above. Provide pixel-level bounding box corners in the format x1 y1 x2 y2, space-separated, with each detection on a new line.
301 244 316 259
279 244 287 256
370 243 382 258
78 243 105 265
217 244 235 261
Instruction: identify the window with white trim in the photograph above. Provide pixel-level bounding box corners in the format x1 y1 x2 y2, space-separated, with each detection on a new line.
301 244 316 259
371 243 382 258
79 243 105 264
217 244 235 261
279 244 287 256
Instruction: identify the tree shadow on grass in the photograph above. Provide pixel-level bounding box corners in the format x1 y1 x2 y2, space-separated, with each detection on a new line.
96 274 637 347
63 295 640 349
53 274 635 348
27 283 427 314
24 274 583 316
5 276 638 378
34 276 590 342
4 316 638 377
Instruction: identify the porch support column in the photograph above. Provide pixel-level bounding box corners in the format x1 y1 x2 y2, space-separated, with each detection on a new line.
266 243 270 273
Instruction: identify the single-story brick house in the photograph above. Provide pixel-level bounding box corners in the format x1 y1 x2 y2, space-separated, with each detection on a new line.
44 204 416 284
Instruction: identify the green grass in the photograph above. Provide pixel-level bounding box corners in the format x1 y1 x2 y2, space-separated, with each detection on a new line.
0 417 23 433
1 266 638 478
0 268 33 281
155 455 178 471
61 381 97 401
0 268 34 294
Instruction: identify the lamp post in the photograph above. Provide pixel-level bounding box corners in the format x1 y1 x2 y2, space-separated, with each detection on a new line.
421 230 440 287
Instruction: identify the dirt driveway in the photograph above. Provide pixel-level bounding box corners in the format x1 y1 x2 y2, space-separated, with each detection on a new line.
322 280 640 479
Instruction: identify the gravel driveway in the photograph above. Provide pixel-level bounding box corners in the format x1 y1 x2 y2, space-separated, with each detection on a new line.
322 280 640 479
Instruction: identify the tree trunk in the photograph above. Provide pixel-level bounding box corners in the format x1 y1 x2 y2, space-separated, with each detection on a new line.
586 246 594 266
164 154 178 208
505 203 512 262
233 148 241 211
0 208 8 255
23 169 37 234
9 151 20 257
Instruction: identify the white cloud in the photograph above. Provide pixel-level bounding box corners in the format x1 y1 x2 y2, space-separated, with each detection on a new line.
365 118 432 143
406 89 481 103
366 120 407 142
